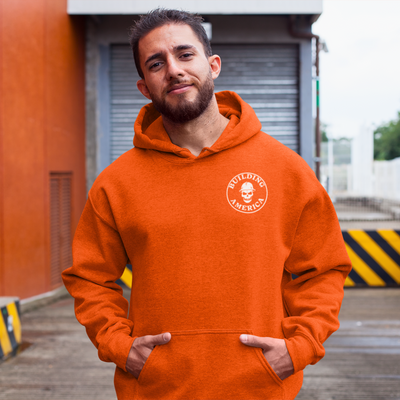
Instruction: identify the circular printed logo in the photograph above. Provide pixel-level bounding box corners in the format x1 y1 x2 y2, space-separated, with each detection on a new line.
226 172 268 214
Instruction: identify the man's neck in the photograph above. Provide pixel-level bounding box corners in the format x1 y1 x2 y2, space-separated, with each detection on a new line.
162 96 230 157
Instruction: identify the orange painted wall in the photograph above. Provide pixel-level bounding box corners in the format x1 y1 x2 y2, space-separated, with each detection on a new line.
0 0 86 299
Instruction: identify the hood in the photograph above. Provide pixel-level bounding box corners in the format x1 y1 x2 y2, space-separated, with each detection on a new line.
133 91 262 160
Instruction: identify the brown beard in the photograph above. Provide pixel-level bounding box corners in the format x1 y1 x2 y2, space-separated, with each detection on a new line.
149 71 215 124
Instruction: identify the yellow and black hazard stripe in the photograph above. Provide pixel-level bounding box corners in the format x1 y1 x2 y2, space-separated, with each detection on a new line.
0 299 21 359
117 230 400 289
117 264 133 289
343 230 400 287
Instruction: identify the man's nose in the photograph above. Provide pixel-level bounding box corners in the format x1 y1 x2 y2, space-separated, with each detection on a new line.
166 58 184 79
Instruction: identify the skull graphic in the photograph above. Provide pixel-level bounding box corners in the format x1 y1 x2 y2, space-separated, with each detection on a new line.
239 182 256 203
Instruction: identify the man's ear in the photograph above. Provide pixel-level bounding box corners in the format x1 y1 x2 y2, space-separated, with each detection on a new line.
137 79 152 100
209 55 222 81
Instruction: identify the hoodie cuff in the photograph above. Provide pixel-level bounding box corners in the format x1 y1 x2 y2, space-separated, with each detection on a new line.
99 332 136 372
284 334 317 374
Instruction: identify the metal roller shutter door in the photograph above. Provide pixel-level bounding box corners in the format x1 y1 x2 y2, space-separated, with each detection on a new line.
110 44 299 162
110 45 149 163
213 44 299 153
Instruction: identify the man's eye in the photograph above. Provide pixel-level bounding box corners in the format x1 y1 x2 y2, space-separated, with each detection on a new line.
181 53 193 59
149 62 162 70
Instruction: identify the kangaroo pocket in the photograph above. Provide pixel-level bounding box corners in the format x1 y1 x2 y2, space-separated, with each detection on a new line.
135 329 285 400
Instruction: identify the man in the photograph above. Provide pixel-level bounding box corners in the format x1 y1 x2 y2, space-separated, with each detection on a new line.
62 8 351 400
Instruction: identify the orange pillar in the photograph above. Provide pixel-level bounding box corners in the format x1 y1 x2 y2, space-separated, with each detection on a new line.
0 0 86 299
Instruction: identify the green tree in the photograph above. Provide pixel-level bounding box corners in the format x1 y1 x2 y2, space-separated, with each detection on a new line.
321 122 328 142
374 112 400 160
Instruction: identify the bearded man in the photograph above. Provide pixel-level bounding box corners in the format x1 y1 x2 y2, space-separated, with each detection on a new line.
63 8 351 400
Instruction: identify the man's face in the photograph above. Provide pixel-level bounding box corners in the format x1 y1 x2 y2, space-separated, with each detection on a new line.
136 24 220 123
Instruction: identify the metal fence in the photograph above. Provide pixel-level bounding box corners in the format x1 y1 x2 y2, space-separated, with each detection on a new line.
320 139 400 222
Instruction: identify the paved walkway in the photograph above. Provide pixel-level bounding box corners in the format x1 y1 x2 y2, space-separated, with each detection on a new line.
297 289 400 400
0 289 399 399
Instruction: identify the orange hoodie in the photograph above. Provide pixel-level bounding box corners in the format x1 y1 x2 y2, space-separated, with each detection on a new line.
62 91 351 400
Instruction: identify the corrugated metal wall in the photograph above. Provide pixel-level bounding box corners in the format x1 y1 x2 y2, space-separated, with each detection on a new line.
213 44 299 152
110 45 148 163
109 43 299 162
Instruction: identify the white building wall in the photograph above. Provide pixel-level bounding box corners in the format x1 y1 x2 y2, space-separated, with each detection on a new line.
68 0 323 16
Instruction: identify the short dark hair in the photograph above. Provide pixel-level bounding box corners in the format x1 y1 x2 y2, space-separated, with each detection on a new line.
129 8 212 79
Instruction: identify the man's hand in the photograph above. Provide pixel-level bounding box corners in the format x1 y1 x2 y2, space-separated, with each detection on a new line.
126 332 171 378
240 334 294 380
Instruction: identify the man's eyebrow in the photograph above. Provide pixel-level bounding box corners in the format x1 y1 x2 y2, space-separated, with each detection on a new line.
174 44 195 52
144 52 163 67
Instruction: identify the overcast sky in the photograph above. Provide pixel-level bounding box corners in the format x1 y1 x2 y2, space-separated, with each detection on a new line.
312 0 400 138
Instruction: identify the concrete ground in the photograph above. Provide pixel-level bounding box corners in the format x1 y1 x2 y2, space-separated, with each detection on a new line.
0 288 399 400
297 289 400 400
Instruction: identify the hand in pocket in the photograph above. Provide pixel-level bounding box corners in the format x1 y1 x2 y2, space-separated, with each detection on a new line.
240 334 294 380
126 332 171 378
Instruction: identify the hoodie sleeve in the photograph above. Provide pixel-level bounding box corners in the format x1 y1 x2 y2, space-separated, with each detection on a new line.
62 191 135 371
281 186 352 374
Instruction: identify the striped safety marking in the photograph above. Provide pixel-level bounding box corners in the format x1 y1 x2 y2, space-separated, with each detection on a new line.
117 231 400 290
344 230 400 287
117 264 133 289
0 300 21 359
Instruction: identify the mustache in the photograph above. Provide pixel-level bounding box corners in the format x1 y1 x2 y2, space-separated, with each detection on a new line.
165 80 194 93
